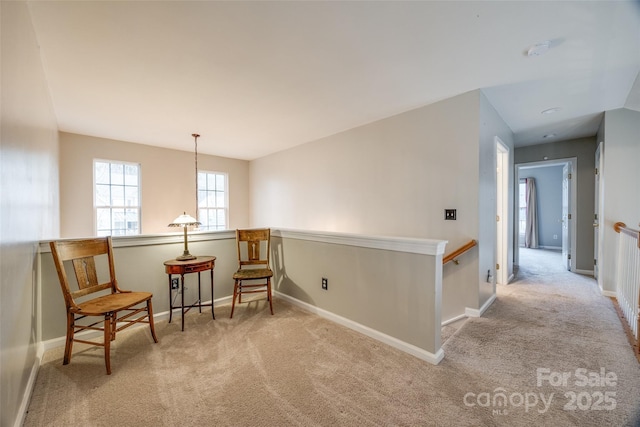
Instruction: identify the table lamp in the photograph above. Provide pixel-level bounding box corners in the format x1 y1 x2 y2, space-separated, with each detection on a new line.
168 212 200 260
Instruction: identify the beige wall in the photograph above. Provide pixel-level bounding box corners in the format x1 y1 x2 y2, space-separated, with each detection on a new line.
600 108 640 293
0 2 60 426
272 234 443 355
250 92 480 241
250 92 480 324
478 92 515 308
250 90 514 321
59 132 250 238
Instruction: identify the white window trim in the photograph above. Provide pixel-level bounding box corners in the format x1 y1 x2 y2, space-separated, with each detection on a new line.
93 158 142 236
197 170 229 231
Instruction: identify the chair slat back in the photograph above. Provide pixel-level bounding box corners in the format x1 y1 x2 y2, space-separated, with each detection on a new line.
50 237 117 308
72 257 99 290
236 229 270 268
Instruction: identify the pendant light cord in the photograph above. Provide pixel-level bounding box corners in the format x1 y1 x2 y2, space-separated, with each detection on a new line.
192 133 200 222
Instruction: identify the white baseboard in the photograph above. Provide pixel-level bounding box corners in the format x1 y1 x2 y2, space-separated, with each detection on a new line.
14 343 44 427
441 313 467 327
601 289 616 298
574 269 594 276
465 293 497 318
42 295 233 352
275 291 444 365
539 245 562 250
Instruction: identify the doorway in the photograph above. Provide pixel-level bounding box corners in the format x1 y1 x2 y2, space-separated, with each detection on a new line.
515 158 577 272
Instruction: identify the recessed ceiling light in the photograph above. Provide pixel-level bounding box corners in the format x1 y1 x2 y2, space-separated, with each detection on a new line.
541 107 562 115
527 41 551 57
543 133 556 139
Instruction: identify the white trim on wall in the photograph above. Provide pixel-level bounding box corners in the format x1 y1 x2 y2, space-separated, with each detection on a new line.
39 295 233 353
495 137 510 286
276 291 445 365
442 313 467 326
465 293 497 317
14 352 42 427
574 269 594 276
39 229 236 252
39 290 445 370
41 228 446 256
272 228 447 256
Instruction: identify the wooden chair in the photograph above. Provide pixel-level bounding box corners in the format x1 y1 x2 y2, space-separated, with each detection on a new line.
49 236 158 374
230 228 274 318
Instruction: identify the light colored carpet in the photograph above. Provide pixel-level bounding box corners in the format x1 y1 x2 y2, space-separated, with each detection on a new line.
24 249 640 426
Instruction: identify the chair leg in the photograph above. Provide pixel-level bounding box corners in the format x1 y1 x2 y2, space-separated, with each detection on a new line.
147 299 158 343
110 314 117 341
230 280 238 319
63 312 74 365
104 313 112 375
267 277 274 315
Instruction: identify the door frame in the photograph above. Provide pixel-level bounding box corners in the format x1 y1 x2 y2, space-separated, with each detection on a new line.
496 138 509 285
562 163 571 270
594 141 604 287
514 157 577 271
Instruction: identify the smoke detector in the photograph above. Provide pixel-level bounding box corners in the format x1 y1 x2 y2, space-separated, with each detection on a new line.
527 41 551 57
541 107 562 115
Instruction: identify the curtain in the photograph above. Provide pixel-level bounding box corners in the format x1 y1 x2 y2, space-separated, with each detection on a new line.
525 178 538 248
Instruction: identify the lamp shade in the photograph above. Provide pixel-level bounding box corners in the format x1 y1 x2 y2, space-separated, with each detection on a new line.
168 212 200 260
168 212 200 227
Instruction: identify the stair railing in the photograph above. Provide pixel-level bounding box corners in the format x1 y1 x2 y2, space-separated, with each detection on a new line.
613 221 640 356
443 239 477 265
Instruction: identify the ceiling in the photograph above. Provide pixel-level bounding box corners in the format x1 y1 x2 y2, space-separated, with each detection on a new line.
28 1 640 160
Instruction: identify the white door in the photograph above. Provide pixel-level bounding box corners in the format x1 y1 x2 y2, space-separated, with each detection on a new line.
562 164 571 270
594 142 603 280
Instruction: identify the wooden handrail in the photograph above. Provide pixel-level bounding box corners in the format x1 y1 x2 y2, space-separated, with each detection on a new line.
613 221 627 233
443 239 477 265
613 222 640 248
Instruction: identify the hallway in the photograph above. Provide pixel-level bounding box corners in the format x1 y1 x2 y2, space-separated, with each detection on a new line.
516 247 568 278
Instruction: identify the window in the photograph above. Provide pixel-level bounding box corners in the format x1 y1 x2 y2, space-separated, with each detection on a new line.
519 179 527 245
94 160 141 236
197 171 228 230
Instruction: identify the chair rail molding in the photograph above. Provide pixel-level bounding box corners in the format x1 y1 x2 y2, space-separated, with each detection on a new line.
40 229 236 252
272 228 447 256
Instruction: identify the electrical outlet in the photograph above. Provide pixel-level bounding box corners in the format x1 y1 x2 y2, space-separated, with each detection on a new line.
321 277 328 290
445 209 457 220
171 278 180 290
